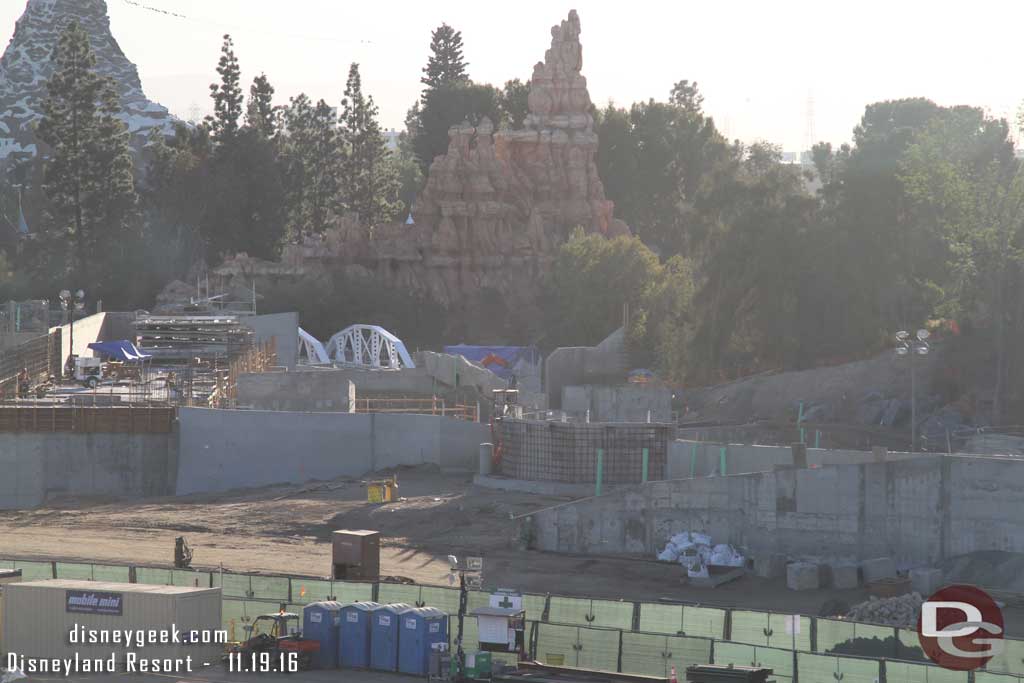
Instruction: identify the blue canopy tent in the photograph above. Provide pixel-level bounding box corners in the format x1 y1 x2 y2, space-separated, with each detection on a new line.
87 340 151 362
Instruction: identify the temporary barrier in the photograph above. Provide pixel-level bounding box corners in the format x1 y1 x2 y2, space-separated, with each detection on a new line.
370 603 413 671
397 607 448 675
885 660 969 682
18 556 1024 681
302 601 342 669
797 651 880 683
730 610 812 651
619 632 713 678
339 601 379 668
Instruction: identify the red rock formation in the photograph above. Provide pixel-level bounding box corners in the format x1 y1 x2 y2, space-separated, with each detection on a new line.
200 10 631 340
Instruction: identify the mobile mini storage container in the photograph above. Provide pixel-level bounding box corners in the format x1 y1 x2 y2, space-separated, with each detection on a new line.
369 602 412 672
302 601 342 669
339 601 379 668
2 580 222 666
398 607 448 676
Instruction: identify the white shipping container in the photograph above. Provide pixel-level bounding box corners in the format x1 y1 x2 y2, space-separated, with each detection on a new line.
2 580 222 672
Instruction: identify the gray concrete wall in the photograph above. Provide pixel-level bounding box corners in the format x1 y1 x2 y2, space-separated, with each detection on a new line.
236 371 355 412
245 312 299 370
51 311 107 365
527 454 1024 565
0 431 177 510
176 408 488 495
667 440 923 479
563 384 672 422
544 329 627 410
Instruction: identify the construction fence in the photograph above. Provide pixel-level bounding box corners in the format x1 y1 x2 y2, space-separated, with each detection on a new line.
2 558 1021 681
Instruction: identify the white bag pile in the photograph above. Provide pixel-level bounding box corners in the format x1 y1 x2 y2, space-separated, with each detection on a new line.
656 531 745 574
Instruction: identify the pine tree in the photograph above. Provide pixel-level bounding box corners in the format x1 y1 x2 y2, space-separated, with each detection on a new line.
206 35 243 143
36 20 137 291
282 94 341 239
420 23 468 97
339 63 399 226
246 73 279 139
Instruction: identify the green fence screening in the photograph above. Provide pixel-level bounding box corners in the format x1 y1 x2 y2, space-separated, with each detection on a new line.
730 610 811 651
22 557 1024 680
547 596 592 626
885 660 970 682
10 560 52 580
797 651 880 683
977 672 1024 682
985 637 1024 676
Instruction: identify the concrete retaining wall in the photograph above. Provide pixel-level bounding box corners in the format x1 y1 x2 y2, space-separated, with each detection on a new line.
0 432 177 509
237 371 355 412
563 384 672 422
527 454 1024 565
176 408 489 495
668 440 924 478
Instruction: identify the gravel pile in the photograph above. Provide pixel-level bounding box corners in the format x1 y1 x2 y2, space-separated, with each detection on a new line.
845 592 923 627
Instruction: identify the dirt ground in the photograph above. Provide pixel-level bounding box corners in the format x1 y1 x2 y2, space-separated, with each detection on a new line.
2 464 1022 634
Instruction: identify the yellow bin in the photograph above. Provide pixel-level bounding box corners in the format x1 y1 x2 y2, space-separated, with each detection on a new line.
367 480 394 503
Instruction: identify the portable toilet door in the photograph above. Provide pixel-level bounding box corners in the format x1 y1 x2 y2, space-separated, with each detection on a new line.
302 601 342 669
370 603 412 671
398 607 449 675
338 601 379 668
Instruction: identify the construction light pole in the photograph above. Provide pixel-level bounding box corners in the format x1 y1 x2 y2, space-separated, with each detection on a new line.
59 289 85 378
895 329 930 452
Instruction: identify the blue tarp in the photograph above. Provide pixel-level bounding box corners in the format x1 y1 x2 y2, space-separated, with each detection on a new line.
443 345 540 380
87 340 151 362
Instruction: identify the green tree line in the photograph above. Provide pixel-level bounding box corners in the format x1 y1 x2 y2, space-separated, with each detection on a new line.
3 20 1024 422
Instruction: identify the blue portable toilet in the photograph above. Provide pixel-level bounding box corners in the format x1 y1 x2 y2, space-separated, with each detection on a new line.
398 607 449 675
302 601 342 669
369 603 412 671
339 601 379 668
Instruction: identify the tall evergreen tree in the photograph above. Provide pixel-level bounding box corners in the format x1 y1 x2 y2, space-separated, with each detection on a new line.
206 35 243 143
282 94 341 239
245 73 279 139
339 63 399 226
421 23 469 96
36 20 137 293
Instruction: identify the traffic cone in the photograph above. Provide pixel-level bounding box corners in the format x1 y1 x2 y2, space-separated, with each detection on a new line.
670 665 678 683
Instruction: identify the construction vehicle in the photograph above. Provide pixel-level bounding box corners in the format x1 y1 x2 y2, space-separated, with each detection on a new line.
174 536 193 569
71 356 103 389
225 611 319 671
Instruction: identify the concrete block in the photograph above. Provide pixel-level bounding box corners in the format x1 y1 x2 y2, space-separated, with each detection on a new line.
754 553 787 579
862 557 897 583
830 562 859 589
910 567 944 596
786 562 820 591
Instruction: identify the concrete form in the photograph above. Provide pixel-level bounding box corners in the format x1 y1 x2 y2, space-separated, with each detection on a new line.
237 371 355 412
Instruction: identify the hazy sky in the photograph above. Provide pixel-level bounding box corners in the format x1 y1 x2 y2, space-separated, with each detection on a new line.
2 0 1022 151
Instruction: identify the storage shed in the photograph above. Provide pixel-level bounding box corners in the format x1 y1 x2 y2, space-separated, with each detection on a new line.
369 602 412 671
2 580 222 666
339 601 379 668
398 606 448 675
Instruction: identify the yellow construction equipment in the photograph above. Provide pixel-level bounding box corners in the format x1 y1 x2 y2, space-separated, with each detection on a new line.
366 476 397 503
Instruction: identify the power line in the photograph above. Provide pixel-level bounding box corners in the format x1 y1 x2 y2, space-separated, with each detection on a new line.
119 0 375 46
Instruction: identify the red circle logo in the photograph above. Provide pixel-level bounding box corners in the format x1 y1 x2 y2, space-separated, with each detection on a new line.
917 584 1004 670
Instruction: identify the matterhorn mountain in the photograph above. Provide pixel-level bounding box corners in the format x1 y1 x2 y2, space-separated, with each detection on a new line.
0 0 176 164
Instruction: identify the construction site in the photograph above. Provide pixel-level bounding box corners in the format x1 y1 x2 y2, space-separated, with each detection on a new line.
1 3 1023 682
0 280 1024 683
